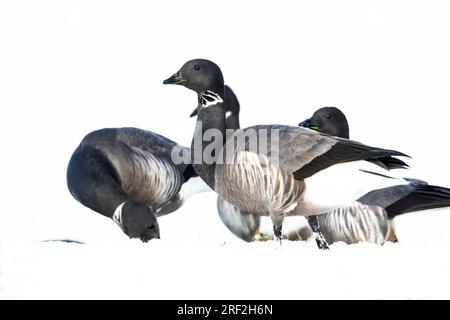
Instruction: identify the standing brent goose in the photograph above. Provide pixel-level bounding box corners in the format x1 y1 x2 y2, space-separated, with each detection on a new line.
194 85 309 242
296 107 450 244
163 59 410 249
198 93 409 243
193 86 262 242
67 127 204 242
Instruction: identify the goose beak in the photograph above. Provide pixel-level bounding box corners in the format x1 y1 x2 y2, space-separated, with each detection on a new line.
298 118 311 127
298 118 320 131
163 72 186 85
190 107 198 118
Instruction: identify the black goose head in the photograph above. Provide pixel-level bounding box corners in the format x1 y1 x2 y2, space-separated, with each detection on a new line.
298 107 349 139
120 200 160 242
163 59 224 94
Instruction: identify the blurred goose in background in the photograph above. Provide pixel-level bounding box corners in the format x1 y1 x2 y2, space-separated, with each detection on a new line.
296 107 450 244
299 107 408 170
163 58 410 249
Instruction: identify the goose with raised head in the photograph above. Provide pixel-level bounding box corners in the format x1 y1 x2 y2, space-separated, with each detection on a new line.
203 93 410 242
295 106 450 244
67 127 208 242
195 86 309 242
195 85 261 242
163 59 410 249
299 107 408 170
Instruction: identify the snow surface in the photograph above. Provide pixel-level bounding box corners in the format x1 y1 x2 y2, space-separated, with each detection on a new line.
2 192 450 299
1 1 450 299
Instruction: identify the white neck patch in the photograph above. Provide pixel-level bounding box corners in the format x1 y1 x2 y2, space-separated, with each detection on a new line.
113 202 126 232
200 90 223 108
225 111 233 119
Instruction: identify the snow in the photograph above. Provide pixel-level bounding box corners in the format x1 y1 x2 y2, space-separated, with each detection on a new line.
2 241 445 300
2 192 450 299
2 0 450 299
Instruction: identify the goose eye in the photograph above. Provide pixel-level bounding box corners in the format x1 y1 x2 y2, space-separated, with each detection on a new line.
194 65 200 70
325 114 332 119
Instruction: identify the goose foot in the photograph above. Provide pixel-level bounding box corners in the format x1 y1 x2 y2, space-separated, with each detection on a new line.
307 215 329 250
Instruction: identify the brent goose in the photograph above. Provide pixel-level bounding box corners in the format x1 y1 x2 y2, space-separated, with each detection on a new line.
296 107 450 244
195 86 308 242
163 59 409 249
67 127 205 242
299 107 408 170
196 86 262 242
205 100 409 243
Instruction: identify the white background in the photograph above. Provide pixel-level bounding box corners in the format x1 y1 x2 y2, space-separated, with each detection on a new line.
1 0 450 299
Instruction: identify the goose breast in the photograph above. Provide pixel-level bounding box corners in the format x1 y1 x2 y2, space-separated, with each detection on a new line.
317 202 391 244
215 148 304 216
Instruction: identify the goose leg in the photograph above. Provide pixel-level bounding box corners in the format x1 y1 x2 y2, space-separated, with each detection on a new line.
270 215 284 245
307 215 329 250
273 224 283 241
274 225 283 246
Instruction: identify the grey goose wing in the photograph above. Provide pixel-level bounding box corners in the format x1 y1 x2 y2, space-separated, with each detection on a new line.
358 184 450 218
235 125 408 180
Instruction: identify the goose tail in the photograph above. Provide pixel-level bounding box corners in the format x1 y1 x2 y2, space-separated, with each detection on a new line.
385 184 450 218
